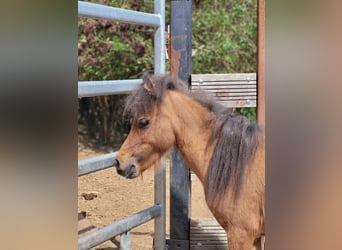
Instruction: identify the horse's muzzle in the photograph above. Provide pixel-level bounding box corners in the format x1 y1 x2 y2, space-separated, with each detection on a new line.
113 158 138 179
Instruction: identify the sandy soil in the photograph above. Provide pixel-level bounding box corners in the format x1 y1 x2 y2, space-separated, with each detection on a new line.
78 135 212 250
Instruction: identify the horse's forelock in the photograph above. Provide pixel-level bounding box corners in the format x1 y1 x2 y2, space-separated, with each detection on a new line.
124 75 189 120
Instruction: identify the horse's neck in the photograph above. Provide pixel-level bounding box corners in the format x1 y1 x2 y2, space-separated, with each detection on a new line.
164 91 216 183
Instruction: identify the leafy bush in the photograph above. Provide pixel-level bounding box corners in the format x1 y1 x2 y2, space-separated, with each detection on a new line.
78 0 155 143
192 0 257 74
192 0 257 120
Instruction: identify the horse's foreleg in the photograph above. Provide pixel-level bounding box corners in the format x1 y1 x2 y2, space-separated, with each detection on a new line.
261 236 265 250
227 230 254 250
252 236 265 250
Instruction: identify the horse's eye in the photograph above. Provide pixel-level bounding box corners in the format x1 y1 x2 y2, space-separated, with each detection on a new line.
138 118 149 129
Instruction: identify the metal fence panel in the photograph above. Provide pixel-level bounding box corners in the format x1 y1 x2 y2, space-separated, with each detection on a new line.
78 79 142 98
78 1 161 27
120 231 131 250
153 0 166 248
78 152 117 176
78 0 166 249
78 205 161 250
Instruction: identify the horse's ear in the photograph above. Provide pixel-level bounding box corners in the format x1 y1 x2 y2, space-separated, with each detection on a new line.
143 73 155 93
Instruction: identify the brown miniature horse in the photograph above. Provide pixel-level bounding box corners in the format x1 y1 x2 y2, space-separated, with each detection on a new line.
114 74 265 250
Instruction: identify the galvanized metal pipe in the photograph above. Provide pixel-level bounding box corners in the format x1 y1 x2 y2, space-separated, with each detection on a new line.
78 205 161 250
78 79 142 98
78 1 161 27
78 152 117 176
154 159 166 250
153 0 166 249
153 0 165 75
120 231 131 250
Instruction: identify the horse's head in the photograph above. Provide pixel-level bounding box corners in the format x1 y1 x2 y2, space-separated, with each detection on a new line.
113 75 181 178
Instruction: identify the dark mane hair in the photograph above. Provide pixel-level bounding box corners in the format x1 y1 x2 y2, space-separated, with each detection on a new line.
125 74 261 203
205 112 261 205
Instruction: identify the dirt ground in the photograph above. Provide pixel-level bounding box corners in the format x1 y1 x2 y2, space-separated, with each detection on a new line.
78 132 212 250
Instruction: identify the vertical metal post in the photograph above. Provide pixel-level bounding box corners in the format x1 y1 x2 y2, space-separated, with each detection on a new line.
154 160 166 250
257 0 265 126
170 0 192 248
120 232 131 250
154 1 166 250
154 0 166 75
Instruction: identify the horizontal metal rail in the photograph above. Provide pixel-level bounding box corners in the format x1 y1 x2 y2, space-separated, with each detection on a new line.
78 204 162 250
78 152 117 176
78 79 142 98
78 1 161 27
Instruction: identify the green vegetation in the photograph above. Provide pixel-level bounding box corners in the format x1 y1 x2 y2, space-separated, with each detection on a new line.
78 0 257 144
192 0 257 74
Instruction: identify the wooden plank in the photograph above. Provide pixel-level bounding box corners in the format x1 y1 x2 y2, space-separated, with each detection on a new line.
191 245 228 250
216 92 256 97
193 88 256 92
192 73 256 82
192 83 256 87
78 212 96 236
191 227 226 230
191 219 224 226
78 212 117 249
191 73 257 108
191 236 227 241
192 243 227 247
215 98 256 102
191 228 226 232
190 219 228 250
208 94 256 98
191 229 226 233
216 89 256 93
192 240 227 244
191 242 227 245
191 232 227 236
192 81 255 86
191 240 227 244
194 92 257 101
192 85 256 90
192 81 256 86
217 100 256 108
191 227 227 232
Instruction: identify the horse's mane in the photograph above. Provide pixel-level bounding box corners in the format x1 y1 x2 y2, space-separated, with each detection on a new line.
125 74 261 203
124 74 224 119
206 111 261 205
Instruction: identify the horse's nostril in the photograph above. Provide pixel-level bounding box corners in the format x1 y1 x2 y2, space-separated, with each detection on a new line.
129 164 136 173
113 158 120 169
117 168 123 175
127 164 137 178
114 159 124 176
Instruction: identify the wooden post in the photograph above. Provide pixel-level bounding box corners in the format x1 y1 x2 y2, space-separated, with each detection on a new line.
169 0 192 248
257 1 265 249
257 0 265 126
